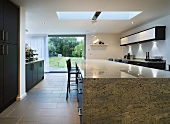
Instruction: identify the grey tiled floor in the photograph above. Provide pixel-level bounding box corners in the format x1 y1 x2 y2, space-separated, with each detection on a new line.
0 73 80 124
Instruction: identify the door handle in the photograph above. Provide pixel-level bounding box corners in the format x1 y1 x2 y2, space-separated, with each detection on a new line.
1 45 4 55
1 30 5 40
5 31 8 41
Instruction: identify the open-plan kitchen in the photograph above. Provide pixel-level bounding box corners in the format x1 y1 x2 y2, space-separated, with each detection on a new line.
1 0 170 124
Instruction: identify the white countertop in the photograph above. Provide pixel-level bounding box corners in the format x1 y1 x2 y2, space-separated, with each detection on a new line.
77 59 170 78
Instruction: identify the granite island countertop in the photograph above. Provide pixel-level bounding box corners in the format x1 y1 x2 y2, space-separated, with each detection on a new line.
78 60 170 123
77 59 170 78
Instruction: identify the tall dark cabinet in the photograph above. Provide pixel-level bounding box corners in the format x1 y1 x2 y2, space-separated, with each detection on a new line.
0 0 19 112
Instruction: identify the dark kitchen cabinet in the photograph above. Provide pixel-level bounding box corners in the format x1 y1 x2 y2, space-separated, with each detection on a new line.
0 43 3 108
0 0 19 113
0 0 3 41
38 60 44 82
32 62 38 86
26 64 33 92
4 0 19 44
4 44 18 104
26 60 44 92
26 62 38 92
0 44 18 111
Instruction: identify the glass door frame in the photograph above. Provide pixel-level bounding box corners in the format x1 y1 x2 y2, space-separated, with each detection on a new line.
48 34 86 73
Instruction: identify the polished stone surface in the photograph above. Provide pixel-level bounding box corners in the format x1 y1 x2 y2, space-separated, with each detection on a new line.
77 59 170 78
83 78 170 124
76 59 170 123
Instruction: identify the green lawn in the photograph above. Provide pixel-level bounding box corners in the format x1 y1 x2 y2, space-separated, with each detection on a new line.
49 57 83 68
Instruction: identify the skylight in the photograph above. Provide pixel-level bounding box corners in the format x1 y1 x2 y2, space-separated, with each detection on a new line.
56 12 95 20
56 11 142 20
97 11 142 20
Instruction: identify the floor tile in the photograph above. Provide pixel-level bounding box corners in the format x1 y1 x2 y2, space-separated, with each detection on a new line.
0 117 21 124
0 73 79 124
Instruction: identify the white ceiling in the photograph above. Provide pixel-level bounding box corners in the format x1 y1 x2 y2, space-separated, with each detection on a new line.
11 0 170 35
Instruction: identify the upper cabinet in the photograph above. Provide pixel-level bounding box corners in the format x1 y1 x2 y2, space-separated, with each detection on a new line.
128 34 138 43
0 0 19 45
120 26 166 46
120 37 128 45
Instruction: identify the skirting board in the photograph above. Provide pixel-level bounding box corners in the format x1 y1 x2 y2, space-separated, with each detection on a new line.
16 93 27 101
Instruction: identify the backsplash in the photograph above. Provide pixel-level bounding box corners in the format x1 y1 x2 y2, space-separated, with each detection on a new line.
123 40 165 59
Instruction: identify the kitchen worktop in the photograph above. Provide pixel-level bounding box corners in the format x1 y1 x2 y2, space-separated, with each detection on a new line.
77 59 170 78
77 59 170 123
25 59 44 64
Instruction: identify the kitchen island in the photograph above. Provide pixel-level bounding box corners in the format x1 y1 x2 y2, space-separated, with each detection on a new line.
77 59 170 124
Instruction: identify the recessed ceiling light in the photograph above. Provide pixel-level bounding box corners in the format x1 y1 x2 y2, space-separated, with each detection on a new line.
132 21 134 24
42 22 45 24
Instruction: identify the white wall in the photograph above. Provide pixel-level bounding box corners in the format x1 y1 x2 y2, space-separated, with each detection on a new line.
86 34 122 60
122 14 170 70
17 7 27 100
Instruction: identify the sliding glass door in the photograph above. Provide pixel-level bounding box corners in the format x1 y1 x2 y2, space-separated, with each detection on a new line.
48 35 85 72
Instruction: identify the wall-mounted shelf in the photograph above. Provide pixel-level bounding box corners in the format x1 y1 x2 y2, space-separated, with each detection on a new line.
90 44 108 46
120 26 166 46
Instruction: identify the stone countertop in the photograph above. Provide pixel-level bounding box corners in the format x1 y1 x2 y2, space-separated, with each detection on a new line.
26 59 44 64
77 59 170 78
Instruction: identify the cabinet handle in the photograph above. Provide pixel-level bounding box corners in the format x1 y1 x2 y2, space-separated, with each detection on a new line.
1 30 5 40
32 64 34 70
78 89 83 94
78 108 83 116
5 31 8 41
1 45 4 55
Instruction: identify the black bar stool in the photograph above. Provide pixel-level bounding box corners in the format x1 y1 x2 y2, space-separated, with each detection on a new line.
66 59 79 100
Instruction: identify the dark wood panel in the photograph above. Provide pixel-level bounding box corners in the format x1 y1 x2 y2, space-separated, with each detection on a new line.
4 44 18 104
3 0 19 44
0 43 3 108
32 62 38 86
26 64 33 92
0 0 3 42
37 61 44 82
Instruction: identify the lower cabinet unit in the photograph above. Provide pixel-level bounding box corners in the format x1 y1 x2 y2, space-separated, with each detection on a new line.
0 44 18 112
38 61 44 82
0 43 3 109
127 60 165 70
77 76 83 124
26 60 44 92
4 44 18 105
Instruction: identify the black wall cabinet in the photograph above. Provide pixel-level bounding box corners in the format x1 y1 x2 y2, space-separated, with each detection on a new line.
0 0 19 113
26 60 44 92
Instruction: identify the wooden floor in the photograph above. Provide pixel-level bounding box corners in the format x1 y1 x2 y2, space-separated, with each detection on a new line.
0 73 80 124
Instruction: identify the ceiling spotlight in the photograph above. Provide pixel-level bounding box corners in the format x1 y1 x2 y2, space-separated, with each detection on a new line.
42 22 46 24
131 22 134 24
